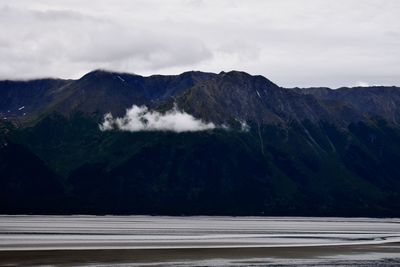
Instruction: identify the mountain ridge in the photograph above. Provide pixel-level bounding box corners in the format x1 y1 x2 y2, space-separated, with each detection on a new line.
1 69 400 127
2 70 400 216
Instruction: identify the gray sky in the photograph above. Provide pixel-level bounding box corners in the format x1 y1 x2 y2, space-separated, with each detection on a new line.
0 0 399 87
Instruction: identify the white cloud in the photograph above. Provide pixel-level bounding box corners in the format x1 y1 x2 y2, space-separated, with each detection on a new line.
0 4 211 80
1 0 400 87
100 105 216 132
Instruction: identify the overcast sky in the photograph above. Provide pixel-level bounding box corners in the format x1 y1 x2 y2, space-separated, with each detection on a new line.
0 0 399 87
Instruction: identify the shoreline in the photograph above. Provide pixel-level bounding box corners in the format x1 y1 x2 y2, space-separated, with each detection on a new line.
1 243 400 266
1 239 400 251
1 216 400 266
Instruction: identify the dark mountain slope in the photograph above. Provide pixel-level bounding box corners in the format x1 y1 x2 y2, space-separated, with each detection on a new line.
0 141 64 213
0 70 217 121
2 70 400 127
46 70 218 116
297 86 400 123
7 115 400 216
2 70 400 216
0 78 72 122
173 71 340 125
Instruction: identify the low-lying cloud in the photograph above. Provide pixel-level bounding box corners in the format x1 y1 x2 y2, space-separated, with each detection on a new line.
100 105 216 133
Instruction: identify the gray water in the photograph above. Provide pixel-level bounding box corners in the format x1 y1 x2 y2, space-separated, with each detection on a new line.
1 216 400 266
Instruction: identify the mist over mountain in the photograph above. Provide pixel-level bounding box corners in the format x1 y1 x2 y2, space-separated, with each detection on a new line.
1 70 400 216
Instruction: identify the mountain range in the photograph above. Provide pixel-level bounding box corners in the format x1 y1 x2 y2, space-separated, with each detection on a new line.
1 69 400 216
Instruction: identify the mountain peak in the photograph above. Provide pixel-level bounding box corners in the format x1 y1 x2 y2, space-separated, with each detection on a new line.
215 70 278 92
80 69 142 80
2 69 400 127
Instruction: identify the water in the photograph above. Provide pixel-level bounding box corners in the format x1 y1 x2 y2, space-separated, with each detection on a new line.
0 216 400 266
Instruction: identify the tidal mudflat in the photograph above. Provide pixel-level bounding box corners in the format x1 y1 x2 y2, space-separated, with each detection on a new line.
0 216 400 266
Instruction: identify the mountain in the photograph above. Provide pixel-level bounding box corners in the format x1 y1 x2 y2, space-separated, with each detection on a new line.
0 78 72 123
2 70 400 126
1 70 400 216
0 141 64 213
296 86 400 123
